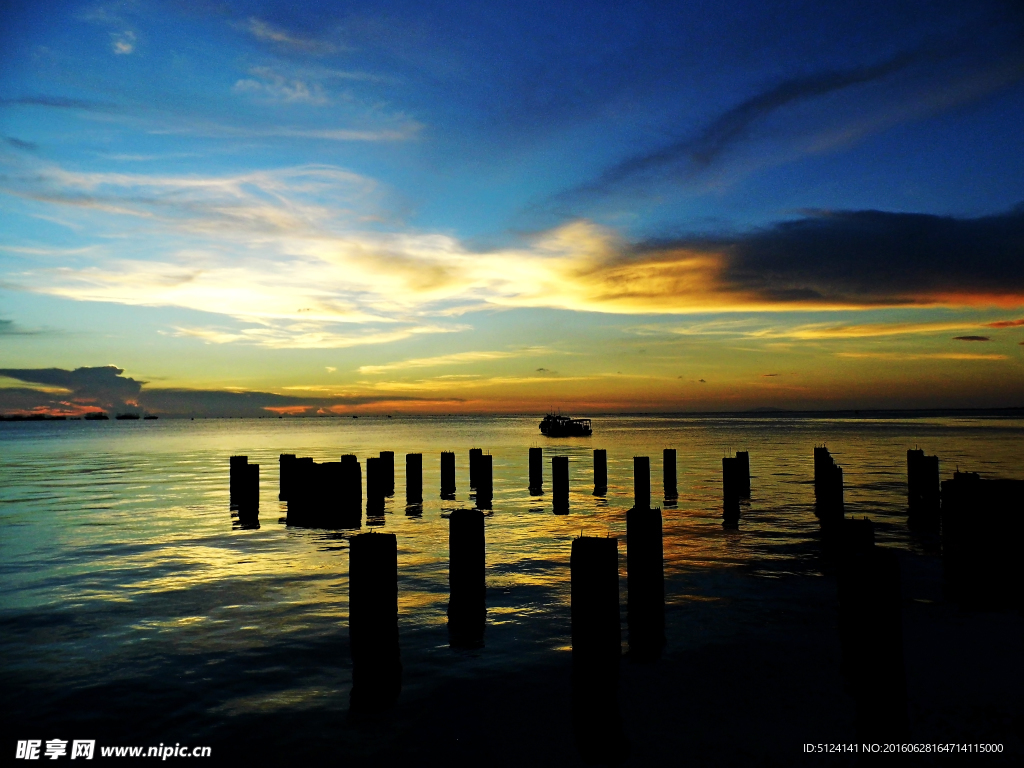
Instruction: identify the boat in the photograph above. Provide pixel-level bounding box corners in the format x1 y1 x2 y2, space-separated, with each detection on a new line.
115 413 140 420
84 412 109 421
539 413 592 437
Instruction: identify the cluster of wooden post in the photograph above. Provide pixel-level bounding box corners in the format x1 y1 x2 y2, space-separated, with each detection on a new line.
229 455 259 522
813 446 844 531
281 453 363 528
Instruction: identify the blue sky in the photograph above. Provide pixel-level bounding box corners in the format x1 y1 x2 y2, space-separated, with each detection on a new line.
1 0 1023 415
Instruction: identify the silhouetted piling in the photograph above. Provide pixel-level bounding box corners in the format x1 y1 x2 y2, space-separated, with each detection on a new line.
814 446 845 533
235 462 259 521
663 449 677 499
440 451 456 498
837 541 907 741
286 457 316 526
379 451 395 496
627 506 664 658
476 454 493 509
571 535 627 763
736 450 750 497
942 472 1024 609
229 455 248 507
553 456 569 513
448 509 485 648
469 448 482 489
278 453 295 501
633 456 650 510
341 454 362 527
406 453 422 504
314 461 342 526
529 447 543 493
907 449 940 530
722 456 741 528
366 457 385 515
593 449 607 494
349 532 401 711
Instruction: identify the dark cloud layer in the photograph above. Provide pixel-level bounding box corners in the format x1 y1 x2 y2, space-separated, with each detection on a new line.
632 204 1024 306
0 366 144 414
0 367 460 417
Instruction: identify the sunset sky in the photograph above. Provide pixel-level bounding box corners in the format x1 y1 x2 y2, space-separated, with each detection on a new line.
1 0 1023 416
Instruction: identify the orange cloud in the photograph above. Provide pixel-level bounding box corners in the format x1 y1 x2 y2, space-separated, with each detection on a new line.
263 405 312 415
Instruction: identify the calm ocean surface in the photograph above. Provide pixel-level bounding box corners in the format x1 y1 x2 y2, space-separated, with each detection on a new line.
2 414 1022 764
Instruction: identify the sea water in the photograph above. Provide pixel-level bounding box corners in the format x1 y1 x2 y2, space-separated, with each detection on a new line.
1 414 1021 763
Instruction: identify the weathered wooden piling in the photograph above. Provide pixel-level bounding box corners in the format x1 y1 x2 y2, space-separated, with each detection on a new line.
341 454 362 527
553 456 569 513
529 447 543 492
633 456 650 510
736 450 751 497
663 448 677 499
814 446 844 531
469 448 482 489
278 453 296 501
229 455 248 506
571 535 627 762
627 506 664 657
406 453 422 504
837 543 907 741
476 454 493 509
593 449 607 493
285 457 315 526
448 509 485 647
907 449 940 529
440 451 456 497
366 456 385 514
379 450 395 496
235 462 259 521
349 532 401 711
722 455 741 527
316 461 345 527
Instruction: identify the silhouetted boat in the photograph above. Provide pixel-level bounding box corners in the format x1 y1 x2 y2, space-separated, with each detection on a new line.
115 413 140 420
540 413 592 437
144 415 158 420
84 412 109 421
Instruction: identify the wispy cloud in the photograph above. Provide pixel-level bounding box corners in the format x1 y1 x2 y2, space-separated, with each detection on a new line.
242 17 340 55
358 347 549 374
149 121 420 142
111 30 135 55
4 136 39 151
985 318 1024 328
166 323 462 350
578 52 922 195
836 352 1007 361
233 67 329 105
0 96 117 111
